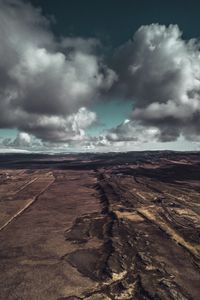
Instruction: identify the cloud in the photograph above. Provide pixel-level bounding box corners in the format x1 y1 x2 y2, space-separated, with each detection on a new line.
23 107 97 143
12 132 31 147
0 0 116 143
105 119 160 143
112 24 200 142
1 131 40 149
0 107 97 152
1 0 200 151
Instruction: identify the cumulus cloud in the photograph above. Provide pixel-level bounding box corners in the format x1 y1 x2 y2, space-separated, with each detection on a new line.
12 132 31 147
106 119 160 143
23 107 97 143
0 0 116 143
1 132 40 149
112 24 200 142
1 0 200 151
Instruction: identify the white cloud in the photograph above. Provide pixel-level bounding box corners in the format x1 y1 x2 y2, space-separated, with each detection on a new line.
12 132 31 147
0 0 116 143
18 107 97 143
1 1 200 151
112 24 200 142
106 119 160 143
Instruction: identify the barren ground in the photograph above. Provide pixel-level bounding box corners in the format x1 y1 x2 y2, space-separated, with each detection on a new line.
0 151 199 299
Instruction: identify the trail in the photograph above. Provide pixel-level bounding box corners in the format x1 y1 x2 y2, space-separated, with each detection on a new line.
0 176 55 232
15 177 38 194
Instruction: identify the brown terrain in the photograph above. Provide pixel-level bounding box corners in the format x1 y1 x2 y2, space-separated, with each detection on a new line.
0 151 199 300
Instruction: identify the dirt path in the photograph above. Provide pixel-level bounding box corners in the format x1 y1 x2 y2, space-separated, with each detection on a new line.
0 162 200 300
0 170 101 300
0 177 55 232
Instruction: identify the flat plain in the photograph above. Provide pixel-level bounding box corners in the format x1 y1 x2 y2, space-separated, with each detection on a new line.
0 151 200 300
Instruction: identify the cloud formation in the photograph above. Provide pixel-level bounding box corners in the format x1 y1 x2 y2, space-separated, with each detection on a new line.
106 119 160 143
24 107 97 143
112 24 200 142
1 0 200 151
0 0 116 144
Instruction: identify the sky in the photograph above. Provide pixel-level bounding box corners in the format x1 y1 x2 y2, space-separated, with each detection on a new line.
0 0 200 152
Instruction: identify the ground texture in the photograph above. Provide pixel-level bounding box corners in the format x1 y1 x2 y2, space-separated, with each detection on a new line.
0 152 200 299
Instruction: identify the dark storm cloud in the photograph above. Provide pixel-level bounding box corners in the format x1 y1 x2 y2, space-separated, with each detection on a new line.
0 0 116 142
